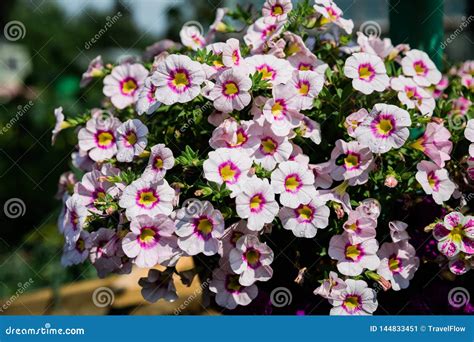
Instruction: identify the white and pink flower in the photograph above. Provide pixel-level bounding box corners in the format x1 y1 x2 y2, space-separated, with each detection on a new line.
262 0 292 21
103 63 148 109
377 241 419 291
415 160 455 205
253 123 293 171
236 177 279 231
271 161 317 208
203 148 252 196
329 139 374 185
208 68 252 113
390 75 435 115
354 103 411 154
175 200 225 256
78 112 121 162
329 233 380 276
279 198 330 238
229 235 273 286
246 54 293 85
116 119 148 163
433 212 474 258
142 144 175 181
151 54 205 105
122 214 179 268
119 177 175 219
329 279 378 315
401 49 441 86
344 52 389 95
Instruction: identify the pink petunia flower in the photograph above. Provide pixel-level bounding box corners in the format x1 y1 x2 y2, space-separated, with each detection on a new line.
103 63 148 109
78 112 122 162
329 139 374 185
236 177 279 231
203 148 252 196
271 160 317 208
118 177 175 219
329 279 378 315
208 68 252 113
151 54 205 105
142 144 175 181
415 160 455 205
116 119 148 162
122 214 179 268
377 241 419 291
175 200 225 256
401 49 441 86
279 198 330 238
433 212 474 258
229 235 274 286
354 103 411 154
329 232 380 276
344 52 389 95
412 122 453 167
390 75 435 115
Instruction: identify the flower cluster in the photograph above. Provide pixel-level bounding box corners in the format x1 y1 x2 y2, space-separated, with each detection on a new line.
53 0 473 315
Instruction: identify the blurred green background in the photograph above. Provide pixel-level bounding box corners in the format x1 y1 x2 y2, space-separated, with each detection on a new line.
0 0 473 299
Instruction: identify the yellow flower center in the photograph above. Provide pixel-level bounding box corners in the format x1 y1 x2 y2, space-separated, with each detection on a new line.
224 81 239 96
389 257 401 272
376 119 393 135
196 218 213 235
298 82 310 95
449 225 465 244
257 65 274 80
344 154 359 169
250 194 264 210
285 175 300 191
345 244 361 261
138 191 158 207
172 72 189 88
343 295 360 310
139 228 156 243
414 61 427 75
121 79 138 95
359 66 374 80
154 157 164 170
226 274 243 292
245 249 260 266
261 138 277 154
297 205 313 220
272 4 284 15
219 163 238 182
125 131 137 146
97 131 114 147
